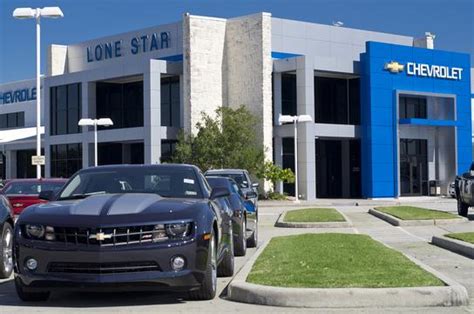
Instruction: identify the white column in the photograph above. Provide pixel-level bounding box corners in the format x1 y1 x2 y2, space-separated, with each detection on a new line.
296 56 316 200
144 61 162 164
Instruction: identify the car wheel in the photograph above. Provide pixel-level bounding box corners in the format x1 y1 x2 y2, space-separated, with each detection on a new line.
247 219 258 248
0 222 13 279
188 230 217 300
15 277 50 302
217 225 234 277
234 219 247 257
457 198 469 217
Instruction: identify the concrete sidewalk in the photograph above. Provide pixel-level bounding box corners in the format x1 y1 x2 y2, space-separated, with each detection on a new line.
254 200 474 312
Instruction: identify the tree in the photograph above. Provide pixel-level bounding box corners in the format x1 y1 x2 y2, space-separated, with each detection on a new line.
172 106 264 174
256 161 295 192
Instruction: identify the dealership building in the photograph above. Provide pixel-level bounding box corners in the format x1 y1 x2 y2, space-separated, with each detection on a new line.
0 12 472 199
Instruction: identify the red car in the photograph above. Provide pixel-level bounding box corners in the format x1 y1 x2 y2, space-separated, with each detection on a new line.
0 179 67 215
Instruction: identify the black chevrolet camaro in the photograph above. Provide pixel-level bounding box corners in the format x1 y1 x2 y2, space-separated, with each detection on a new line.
13 164 235 301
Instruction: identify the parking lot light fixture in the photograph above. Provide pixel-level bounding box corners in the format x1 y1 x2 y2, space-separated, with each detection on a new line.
13 6 64 179
278 114 313 203
78 118 114 167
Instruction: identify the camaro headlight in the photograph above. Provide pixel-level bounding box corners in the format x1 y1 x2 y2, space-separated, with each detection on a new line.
25 225 45 239
152 223 192 242
25 225 55 240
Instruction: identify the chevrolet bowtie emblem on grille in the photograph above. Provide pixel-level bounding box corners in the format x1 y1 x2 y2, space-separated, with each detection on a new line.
89 232 112 241
384 61 404 73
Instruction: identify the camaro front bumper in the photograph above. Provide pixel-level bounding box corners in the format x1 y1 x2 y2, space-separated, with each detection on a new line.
14 237 210 292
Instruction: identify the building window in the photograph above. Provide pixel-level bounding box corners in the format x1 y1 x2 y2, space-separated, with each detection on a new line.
281 74 297 116
399 96 427 119
161 77 180 127
161 140 177 163
50 143 82 178
282 137 295 196
96 81 144 129
17 149 44 178
50 83 82 135
0 112 25 129
314 76 360 125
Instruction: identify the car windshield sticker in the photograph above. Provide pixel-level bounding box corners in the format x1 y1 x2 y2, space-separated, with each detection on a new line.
183 178 194 184
185 191 197 196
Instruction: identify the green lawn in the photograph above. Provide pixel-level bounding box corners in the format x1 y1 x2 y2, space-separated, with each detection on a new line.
445 232 474 244
247 233 444 288
375 206 458 220
284 208 345 223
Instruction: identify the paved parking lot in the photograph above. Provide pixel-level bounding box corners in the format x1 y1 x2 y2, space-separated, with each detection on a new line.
1 198 473 313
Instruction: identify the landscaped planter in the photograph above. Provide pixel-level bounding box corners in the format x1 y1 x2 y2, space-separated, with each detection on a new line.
369 206 467 226
228 234 469 308
275 208 352 228
432 233 474 259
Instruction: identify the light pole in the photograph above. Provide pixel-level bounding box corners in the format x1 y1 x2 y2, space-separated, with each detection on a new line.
13 7 64 179
278 114 313 203
78 118 114 167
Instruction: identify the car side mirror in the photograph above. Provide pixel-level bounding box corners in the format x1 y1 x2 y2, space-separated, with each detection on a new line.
252 182 259 188
39 190 55 201
246 191 257 199
210 187 230 200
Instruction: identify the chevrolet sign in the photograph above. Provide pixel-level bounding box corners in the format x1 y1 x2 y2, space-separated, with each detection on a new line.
385 61 463 80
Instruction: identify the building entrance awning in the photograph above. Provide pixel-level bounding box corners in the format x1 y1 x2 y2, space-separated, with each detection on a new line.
0 127 44 144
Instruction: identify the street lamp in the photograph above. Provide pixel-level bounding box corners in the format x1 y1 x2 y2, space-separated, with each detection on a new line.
78 118 114 167
278 114 313 203
13 6 64 179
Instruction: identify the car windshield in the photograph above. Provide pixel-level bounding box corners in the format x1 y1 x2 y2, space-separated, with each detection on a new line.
209 173 248 188
3 182 65 195
59 167 203 200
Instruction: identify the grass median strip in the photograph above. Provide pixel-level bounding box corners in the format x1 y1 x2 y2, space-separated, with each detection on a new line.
283 208 345 223
375 206 457 220
247 233 444 288
445 232 474 244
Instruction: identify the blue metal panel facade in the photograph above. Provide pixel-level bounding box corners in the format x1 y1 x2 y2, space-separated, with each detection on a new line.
360 41 471 198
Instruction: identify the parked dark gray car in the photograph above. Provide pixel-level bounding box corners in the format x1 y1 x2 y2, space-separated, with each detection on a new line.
456 162 474 217
206 176 258 256
13 164 234 301
204 169 259 208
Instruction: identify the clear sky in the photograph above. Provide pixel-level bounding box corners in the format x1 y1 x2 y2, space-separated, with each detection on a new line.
0 0 472 84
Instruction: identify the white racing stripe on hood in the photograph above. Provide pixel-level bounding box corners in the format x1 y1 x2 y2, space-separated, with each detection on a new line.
69 195 112 216
107 194 162 215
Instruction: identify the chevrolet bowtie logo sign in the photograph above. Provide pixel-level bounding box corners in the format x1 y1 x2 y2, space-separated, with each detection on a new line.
89 232 112 241
384 61 404 73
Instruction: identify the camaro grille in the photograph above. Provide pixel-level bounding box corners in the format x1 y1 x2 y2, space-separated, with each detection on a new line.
50 225 157 247
47 261 160 274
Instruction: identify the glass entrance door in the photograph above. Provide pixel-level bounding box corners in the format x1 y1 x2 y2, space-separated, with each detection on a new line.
400 139 428 196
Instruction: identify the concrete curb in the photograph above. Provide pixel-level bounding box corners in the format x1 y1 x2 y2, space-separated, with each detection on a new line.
368 208 467 226
432 235 474 259
274 210 353 228
227 237 469 308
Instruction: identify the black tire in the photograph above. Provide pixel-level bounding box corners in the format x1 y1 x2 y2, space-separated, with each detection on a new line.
217 227 234 277
15 277 50 302
457 198 469 217
233 219 247 257
188 231 217 300
247 219 258 248
0 222 13 279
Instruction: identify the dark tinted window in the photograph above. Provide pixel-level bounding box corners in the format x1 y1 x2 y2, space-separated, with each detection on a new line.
281 74 297 116
0 112 25 129
96 81 143 129
282 137 295 196
50 83 81 135
51 143 82 178
399 96 427 119
314 76 360 125
161 76 180 127
161 140 177 163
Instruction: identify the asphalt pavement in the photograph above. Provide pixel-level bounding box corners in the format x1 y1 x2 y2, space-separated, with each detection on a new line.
0 197 473 313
